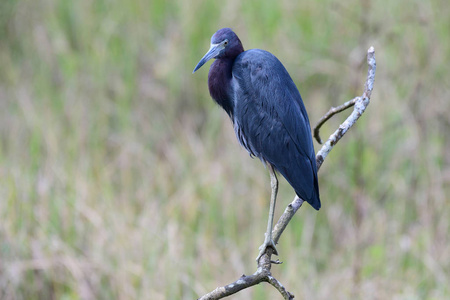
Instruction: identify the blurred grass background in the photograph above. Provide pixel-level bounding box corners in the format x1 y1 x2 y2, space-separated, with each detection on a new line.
0 0 449 299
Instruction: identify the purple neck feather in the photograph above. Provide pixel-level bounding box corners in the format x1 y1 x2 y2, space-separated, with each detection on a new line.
208 58 235 118
207 39 244 119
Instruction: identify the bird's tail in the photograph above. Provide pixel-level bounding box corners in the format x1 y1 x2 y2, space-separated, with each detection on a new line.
303 174 321 210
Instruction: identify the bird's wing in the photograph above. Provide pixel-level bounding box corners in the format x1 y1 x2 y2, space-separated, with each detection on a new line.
232 49 320 209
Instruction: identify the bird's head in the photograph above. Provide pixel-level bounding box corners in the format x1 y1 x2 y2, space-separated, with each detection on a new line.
193 28 244 73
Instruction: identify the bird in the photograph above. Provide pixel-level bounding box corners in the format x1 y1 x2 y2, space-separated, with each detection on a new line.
193 28 320 262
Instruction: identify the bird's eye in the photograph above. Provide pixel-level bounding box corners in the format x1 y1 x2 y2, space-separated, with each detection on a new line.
224 40 228 45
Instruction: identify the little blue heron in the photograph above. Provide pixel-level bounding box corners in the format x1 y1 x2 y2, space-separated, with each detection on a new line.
193 28 320 261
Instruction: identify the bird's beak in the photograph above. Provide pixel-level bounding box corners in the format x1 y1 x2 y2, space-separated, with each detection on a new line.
193 43 223 73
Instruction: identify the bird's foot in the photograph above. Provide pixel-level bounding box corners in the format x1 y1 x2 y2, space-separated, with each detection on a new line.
256 235 278 263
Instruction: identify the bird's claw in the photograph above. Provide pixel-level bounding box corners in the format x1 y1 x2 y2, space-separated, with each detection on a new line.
256 237 278 262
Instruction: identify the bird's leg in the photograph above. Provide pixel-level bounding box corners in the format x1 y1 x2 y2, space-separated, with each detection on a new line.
256 164 279 262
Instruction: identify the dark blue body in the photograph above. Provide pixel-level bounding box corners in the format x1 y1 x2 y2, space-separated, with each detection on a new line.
231 50 320 209
196 28 320 210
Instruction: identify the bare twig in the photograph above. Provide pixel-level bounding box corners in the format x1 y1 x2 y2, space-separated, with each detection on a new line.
314 47 376 145
198 270 269 300
267 275 294 300
313 97 358 144
273 196 304 244
198 46 376 300
315 46 376 170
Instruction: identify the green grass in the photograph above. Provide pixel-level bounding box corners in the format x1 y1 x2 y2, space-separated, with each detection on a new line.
0 0 449 299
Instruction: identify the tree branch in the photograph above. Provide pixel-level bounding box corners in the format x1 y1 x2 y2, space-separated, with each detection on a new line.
313 97 358 144
198 46 376 300
315 46 376 170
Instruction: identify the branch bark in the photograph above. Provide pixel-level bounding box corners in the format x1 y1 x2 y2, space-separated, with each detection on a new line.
313 97 358 144
198 46 376 300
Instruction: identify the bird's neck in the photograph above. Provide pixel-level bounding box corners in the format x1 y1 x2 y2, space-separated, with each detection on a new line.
208 58 235 118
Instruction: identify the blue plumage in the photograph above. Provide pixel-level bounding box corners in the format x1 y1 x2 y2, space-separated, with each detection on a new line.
233 49 320 209
193 28 320 211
